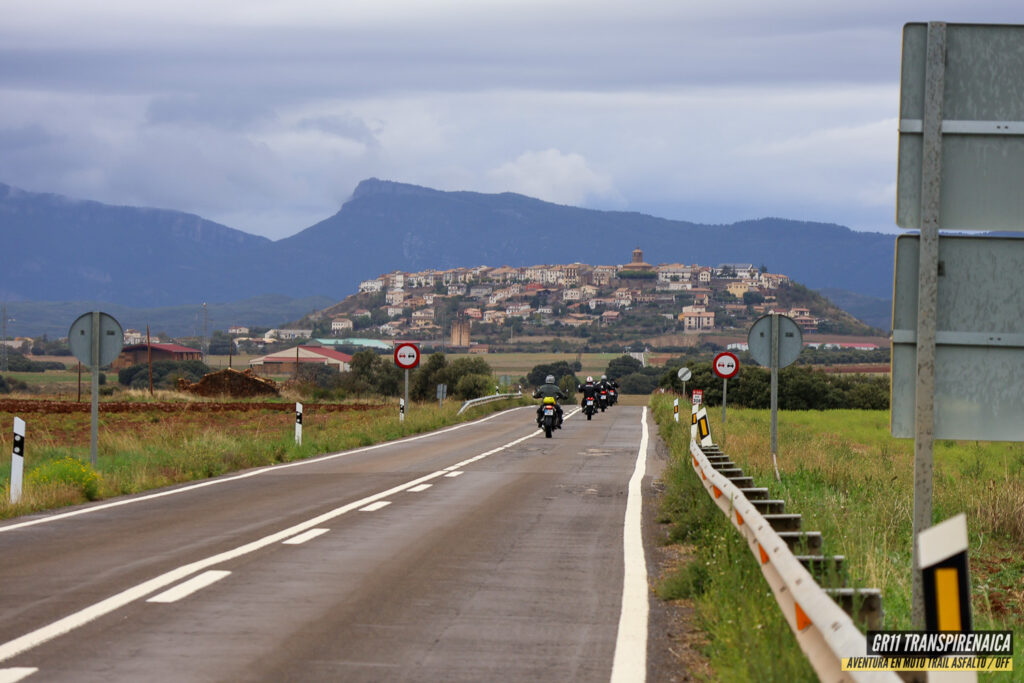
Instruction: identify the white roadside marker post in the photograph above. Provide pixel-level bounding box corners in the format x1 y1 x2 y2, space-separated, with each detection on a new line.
295 402 303 446
10 417 25 503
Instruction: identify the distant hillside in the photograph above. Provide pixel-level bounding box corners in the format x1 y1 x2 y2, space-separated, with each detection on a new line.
1 295 334 339
281 179 898 300
0 179 898 315
0 183 272 306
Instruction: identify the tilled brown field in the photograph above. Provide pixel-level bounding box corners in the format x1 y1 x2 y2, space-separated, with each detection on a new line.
0 399 385 414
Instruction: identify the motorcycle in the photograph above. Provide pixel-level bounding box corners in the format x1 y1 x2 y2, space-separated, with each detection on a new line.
583 396 596 420
607 387 618 406
598 389 608 412
540 403 558 438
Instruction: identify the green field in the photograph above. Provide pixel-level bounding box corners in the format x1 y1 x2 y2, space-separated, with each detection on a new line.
652 397 1023 680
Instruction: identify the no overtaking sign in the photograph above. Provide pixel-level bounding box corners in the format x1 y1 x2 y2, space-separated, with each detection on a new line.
394 342 420 370
712 352 739 379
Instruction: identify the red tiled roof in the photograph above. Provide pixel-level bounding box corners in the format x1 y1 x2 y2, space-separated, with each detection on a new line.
302 346 353 363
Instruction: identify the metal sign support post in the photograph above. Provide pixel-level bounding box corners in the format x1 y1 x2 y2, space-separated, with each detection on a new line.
910 21 945 628
402 369 409 422
770 313 781 481
90 311 100 467
721 378 728 423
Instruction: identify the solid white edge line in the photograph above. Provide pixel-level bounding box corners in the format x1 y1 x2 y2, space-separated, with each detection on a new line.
359 501 391 512
282 528 330 545
0 668 38 683
146 570 232 604
407 484 432 492
0 407 526 534
0 422 545 665
610 406 649 683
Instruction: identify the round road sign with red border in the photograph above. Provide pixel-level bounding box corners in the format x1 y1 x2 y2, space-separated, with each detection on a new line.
712 351 739 379
394 342 420 369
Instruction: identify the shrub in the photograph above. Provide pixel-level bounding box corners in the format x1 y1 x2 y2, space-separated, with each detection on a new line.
455 373 492 399
118 360 210 389
27 457 101 500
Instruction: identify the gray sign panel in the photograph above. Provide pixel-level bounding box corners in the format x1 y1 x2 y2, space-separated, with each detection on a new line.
68 311 124 367
891 234 1024 440
747 314 803 368
897 23 1024 230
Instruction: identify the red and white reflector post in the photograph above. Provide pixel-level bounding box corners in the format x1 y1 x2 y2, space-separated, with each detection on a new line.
10 416 25 503
295 402 303 446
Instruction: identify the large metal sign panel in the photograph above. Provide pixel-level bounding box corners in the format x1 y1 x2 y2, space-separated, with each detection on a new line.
747 314 802 368
891 235 1024 440
68 311 124 367
897 23 1024 230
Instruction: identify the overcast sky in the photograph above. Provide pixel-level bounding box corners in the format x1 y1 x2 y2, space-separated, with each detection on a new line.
1 2 1020 240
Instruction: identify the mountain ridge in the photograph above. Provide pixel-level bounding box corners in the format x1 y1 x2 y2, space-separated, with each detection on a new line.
0 178 898 309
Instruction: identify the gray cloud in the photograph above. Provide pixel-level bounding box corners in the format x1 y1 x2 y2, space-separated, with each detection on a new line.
0 1 1021 240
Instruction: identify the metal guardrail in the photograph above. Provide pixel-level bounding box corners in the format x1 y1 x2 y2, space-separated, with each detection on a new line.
689 439 901 683
456 392 523 415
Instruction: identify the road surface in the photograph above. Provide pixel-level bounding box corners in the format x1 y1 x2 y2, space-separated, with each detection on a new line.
0 405 664 682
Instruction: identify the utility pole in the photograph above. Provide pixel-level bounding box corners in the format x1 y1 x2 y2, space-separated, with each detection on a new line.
202 302 209 362
1 303 7 372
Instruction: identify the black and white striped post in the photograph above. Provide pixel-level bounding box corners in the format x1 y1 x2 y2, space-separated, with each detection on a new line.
9 417 25 503
295 402 303 446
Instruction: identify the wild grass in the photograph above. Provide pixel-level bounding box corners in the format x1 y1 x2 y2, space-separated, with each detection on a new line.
0 395 532 519
651 395 1023 679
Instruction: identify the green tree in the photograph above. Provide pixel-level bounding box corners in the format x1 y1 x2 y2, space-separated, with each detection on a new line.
605 355 643 380
618 372 658 394
411 353 448 400
446 356 492 391
527 361 578 387
455 373 492 399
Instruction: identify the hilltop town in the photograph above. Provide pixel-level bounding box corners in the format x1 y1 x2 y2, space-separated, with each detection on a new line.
280 248 878 353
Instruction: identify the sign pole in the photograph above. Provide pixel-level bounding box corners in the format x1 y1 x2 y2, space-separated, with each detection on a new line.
403 369 409 422
770 313 781 481
721 378 728 423
911 21 946 628
90 310 100 467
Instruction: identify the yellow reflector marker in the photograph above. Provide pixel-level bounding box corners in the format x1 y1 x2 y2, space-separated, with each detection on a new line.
759 544 769 565
735 510 744 526
795 602 812 631
935 567 962 631
712 485 722 499
701 468 706 480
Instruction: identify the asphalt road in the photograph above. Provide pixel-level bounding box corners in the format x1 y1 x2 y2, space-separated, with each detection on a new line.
0 404 664 682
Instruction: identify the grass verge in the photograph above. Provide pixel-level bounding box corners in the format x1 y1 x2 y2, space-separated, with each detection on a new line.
650 394 1023 680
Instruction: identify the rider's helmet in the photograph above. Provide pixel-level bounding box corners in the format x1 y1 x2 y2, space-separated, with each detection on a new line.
543 396 557 405
586 376 593 383
545 374 556 384
601 375 608 381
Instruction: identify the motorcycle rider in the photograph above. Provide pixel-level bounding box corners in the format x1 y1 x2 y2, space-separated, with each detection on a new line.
601 374 620 405
533 374 566 428
597 374 613 407
577 376 599 409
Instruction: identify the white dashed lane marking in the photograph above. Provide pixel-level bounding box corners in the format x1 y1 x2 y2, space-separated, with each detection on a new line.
146 571 232 604
282 528 330 545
